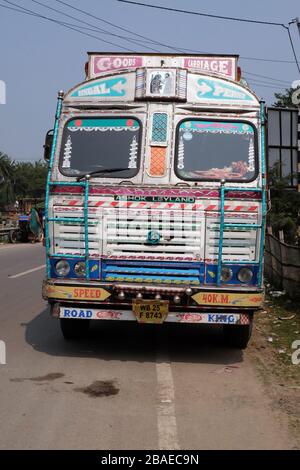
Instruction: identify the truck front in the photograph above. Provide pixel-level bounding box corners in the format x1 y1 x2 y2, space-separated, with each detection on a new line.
43 53 265 348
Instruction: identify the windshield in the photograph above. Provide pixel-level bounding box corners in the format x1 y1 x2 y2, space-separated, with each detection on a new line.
175 120 257 181
59 117 141 178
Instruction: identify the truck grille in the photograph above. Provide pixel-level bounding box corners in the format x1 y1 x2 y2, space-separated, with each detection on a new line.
206 214 258 262
51 201 259 265
103 209 204 261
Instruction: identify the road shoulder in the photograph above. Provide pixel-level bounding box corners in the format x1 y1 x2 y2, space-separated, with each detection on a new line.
249 293 300 449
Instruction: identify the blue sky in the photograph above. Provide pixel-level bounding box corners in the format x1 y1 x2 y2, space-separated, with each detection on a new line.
0 0 299 161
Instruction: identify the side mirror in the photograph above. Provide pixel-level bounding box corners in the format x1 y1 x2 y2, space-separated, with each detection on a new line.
43 129 54 162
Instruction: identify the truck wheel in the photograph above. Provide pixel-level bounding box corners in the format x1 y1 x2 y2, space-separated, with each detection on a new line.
9 230 18 244
223 319 253 349
60 319 90 340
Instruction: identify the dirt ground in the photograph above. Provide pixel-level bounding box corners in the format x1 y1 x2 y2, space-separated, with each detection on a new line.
249 289 300 445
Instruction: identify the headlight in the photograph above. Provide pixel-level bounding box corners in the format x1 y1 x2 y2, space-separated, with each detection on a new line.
74 261 86 277
55 260 70 277
221 267 233 282
237 267 253 283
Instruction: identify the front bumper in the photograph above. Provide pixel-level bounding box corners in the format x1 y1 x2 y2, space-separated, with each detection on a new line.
56 305 251 325
43 278 264 310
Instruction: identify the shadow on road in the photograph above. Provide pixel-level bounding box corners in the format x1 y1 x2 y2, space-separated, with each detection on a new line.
25 307 243 365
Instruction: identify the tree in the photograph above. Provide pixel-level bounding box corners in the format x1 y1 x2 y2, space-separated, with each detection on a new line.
0 152 15 208
0 153 48 212
14 161 47 199
268 163 300 245
270 88 300 244
273 87 298 108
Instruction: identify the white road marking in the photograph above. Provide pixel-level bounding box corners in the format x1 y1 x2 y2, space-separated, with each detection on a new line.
156 333 180 450
9 264 46 279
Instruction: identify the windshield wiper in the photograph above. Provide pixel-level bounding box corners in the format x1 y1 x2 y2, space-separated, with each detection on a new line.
77 168 129 181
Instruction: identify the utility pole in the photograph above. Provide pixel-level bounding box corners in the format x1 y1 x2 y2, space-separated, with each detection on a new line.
296 17 300 37
293 19 300 191
291 84 300 192
289 18 300 191
290 17 300 39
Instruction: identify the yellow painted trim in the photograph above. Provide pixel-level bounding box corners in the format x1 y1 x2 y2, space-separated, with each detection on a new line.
45 284 111 301
192 291 263 307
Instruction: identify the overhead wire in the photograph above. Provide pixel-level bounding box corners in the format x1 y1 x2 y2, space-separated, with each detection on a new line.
55 0 298 65
1 0 137 51
0 0 295 90
117 0 300 73
117 0 286 27
54 0 183 51
29 0 162 52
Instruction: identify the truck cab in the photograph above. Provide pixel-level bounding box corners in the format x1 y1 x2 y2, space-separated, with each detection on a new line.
42 53 266 348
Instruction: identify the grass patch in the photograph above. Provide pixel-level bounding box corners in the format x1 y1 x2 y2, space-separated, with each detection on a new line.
255 290 300 383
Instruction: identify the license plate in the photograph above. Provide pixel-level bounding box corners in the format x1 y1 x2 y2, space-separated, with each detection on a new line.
132 300 169 324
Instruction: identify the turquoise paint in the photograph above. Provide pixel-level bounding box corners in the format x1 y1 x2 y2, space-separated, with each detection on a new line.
224 223 261 229
217 185 263 286
103 273 200 285
84 179 90 280
222 261 260 265
52 254 84 259
45 94 63 277
104 266 200 276
217 182 225 285
71 77 127 98
45 99 92 281
152 113 168 142
147 230 161 245
47 180 91 280
49 181 86 186
197 78 254 102
258 102 267 287
180 120 254 134
222 187 262 192
48 217 85 223
67 117 139 129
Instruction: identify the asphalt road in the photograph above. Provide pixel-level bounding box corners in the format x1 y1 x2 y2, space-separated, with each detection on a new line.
0 244 296 450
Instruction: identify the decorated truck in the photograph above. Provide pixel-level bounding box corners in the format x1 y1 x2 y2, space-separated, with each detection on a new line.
42 53 266 348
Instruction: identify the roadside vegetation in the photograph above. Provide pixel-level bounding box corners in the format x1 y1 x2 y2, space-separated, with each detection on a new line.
0 152 47 211
268 163 300 245
269 88 300 246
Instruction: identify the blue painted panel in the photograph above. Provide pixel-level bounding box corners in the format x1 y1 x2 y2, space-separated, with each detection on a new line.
50 258 208 285
104 266 200 276
102 259 202 269
152 113 168 142
104 273 200 285
50 257 100 279
102 260 204 285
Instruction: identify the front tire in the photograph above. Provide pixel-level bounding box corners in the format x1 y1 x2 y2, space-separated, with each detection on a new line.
223 319 253 349
60 318 90 340
9 229 19 244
